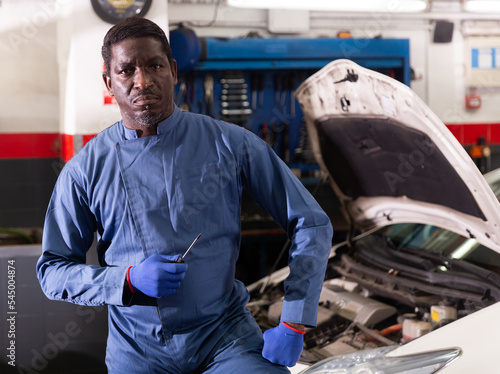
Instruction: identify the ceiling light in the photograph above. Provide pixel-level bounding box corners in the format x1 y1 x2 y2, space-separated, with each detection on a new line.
450 238 478 260
227 0 428 12
465 0 500 12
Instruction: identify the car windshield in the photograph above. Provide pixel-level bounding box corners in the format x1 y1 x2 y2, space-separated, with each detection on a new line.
384 223 500 276
382 168 500 276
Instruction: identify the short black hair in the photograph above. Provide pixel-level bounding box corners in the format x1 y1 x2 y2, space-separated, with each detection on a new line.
101 17 173 76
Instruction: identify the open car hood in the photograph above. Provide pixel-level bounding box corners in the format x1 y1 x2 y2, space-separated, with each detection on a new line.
295 59 500 252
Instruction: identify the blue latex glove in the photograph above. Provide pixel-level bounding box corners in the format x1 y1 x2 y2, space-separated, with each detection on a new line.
128 254 188 297
262 322 304 367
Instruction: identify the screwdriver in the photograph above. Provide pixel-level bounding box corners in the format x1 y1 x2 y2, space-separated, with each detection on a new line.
176 233 201 263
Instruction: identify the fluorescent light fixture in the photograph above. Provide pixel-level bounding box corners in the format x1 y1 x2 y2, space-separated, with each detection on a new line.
450 238 478 260
465 0 500 12
227 0 428 12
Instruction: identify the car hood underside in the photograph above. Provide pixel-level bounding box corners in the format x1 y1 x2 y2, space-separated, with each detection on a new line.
295 59 500 252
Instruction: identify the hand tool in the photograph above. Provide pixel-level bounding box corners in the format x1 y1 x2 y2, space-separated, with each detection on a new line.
222 89 248 95
221 101 250 108
176 233 201 263
274 74 281 104
223 83 248 89
280 74 288 108
251 73 264 110
259 123 273 145
258 74 265 107
204 75 214 116
174 81 186 105
221 108 252 116
289 73 296 116
251 73 258 110
221 78 245 84
221 94 248 101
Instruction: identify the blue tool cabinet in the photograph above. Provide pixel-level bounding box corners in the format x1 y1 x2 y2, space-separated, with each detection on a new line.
171 29 411 177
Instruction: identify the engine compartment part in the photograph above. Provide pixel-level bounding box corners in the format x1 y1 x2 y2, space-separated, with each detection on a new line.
247 226 500 364
431 302 457 324
319 284 397 326
402 314 431 342
250 277 465 363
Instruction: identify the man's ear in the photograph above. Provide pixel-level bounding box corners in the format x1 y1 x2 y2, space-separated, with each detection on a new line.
103 73 114 96
171 59 178 86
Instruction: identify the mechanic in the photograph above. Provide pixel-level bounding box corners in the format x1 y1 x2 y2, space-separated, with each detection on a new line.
36 17 333 373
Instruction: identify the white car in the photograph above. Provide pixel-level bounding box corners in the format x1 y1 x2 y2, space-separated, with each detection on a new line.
247 59 500 373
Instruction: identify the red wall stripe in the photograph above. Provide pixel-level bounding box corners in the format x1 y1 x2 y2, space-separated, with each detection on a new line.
0 133 97 160
60 134 74 163
0 124 499 160
83 134 96 144
60 134 97 162
0 133 60 159
445 123 500 145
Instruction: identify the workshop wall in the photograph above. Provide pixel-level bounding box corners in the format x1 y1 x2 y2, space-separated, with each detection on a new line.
2 0 500 230
0 2 59 134
0 2 60 228
168 2 500 148
0 0 167 229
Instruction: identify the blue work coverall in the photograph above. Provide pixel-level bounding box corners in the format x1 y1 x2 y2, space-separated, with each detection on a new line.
37 106 333 373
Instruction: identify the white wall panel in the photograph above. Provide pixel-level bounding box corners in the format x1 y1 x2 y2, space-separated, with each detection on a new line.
0 1 59 133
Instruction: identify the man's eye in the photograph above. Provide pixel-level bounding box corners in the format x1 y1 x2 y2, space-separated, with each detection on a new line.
119 68 132 75
152 64 162 69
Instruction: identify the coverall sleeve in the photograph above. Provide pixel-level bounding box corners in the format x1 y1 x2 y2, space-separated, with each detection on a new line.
239 130 333 327
36 167 128 306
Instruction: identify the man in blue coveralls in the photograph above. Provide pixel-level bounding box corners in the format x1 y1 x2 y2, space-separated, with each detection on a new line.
37 17 333 373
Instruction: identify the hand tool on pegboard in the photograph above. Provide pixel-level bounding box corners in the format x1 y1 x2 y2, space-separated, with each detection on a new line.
204 74 214 116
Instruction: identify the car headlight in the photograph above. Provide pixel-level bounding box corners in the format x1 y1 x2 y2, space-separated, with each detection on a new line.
300 346 461 374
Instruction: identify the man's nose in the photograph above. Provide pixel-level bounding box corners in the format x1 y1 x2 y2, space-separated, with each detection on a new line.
134 68 153 90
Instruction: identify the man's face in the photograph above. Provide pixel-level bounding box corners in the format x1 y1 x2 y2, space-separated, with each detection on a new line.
103 37 178 130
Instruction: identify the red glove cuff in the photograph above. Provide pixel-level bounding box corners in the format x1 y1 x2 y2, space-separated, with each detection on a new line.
126 266 136 294
281 321 306 335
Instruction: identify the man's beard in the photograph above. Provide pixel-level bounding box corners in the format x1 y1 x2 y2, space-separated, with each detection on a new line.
130 108 166 128
129 87 168 128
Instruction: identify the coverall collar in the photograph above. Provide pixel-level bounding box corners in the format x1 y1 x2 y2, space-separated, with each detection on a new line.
121 105 182 140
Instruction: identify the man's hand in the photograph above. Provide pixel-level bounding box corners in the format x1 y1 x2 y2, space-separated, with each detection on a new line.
128 254 188 297
262 322 305 367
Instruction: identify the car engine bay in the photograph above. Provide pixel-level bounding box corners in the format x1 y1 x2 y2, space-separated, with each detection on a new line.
247 229 500 364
